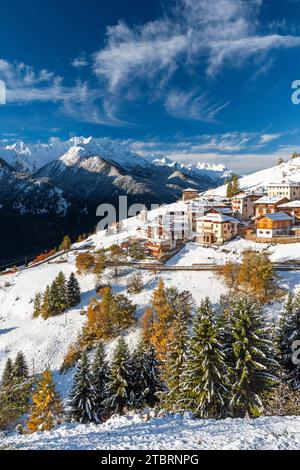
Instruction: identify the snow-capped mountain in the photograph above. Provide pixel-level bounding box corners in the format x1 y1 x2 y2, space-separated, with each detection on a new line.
206 155 300 196
0 136 230 183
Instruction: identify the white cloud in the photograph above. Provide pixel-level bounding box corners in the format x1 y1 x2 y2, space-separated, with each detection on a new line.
164 89 230 121
0 59 124 126
92 0 300 120
259 133 282 144
71 55 88 68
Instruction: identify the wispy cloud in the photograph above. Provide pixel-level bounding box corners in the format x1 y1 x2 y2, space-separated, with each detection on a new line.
71 55 88 68
92 0 300 120
0 59 123 126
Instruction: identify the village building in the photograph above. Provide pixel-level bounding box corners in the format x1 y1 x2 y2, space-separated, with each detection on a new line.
231 191 262 220
256 212 293 238
267 182 300 201
195 209 240 245
254 196 289 219
182 188 199 202
277 200 300 224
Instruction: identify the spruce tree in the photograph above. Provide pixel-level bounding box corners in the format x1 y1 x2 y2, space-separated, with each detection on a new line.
41 286 52 320
14 351 29 380
1 358 14 389
91 342 109 419
104 338 132 415
27 369 62 433
181 298 230 418
131 342 162 408
286 292 300 389
69 351 100 424
277 293 295 374
66 272 81 308
161 311 189 410
54 271 68 313
229 295 278 417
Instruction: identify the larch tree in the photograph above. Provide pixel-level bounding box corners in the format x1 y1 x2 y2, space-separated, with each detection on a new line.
27 369 62 433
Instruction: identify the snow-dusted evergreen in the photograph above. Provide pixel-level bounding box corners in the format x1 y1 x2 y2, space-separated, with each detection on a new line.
69 352 100 424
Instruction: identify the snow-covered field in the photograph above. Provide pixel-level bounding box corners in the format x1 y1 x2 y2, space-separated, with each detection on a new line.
2 413 300 450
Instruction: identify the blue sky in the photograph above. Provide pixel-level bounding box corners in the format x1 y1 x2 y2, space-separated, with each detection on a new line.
1 0 300 173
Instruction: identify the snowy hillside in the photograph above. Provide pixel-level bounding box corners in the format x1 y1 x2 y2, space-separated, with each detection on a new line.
205 155 300 196
3 413 300 450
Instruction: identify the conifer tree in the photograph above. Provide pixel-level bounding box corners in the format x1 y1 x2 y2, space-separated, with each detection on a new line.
226 180 233 198
27 369 62 433
91 342 109 419
1 358 14 389
66 272 81 308
33 292 42 318
104 338 132 415
277 293 295 373
14 351 29 380
41 286 52 320
54 271 68 313
69 351 100 424
283 291 300 389
131 341 162 408
229 295 278 417
181 298 230 418
231 175 240 195
161 311 189 410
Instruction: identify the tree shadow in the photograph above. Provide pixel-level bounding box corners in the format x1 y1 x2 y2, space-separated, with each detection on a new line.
0 326 18 335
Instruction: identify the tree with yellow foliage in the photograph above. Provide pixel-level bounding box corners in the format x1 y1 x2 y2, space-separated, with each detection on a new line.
27 369 62 433
150 280 175 361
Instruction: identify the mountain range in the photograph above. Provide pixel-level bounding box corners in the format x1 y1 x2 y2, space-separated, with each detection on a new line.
0 136 230 265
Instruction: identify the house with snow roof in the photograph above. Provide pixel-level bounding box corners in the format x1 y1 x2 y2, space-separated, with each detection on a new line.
195 209 240 245
256 212 293 238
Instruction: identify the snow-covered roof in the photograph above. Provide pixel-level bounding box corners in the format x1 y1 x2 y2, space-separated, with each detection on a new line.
261 212 293 221
278 200 300 208
254 196 287 204
268 181 300 187
182 187 199 192
197 212 240 224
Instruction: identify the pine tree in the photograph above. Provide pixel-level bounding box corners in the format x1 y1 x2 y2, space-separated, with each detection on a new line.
33 292 42 318
27 369 62 433
131 342 162 408
13 351 29 380
229 295 278 417
69 351 100 424
181 298 230 418
104 338 132 415
66 272 81 308
91 342 109 420
127 273 143 294
1 358 14 389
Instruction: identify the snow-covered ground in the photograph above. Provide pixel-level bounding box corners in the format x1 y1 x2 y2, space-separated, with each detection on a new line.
205 155 300 197
2 413 300 450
